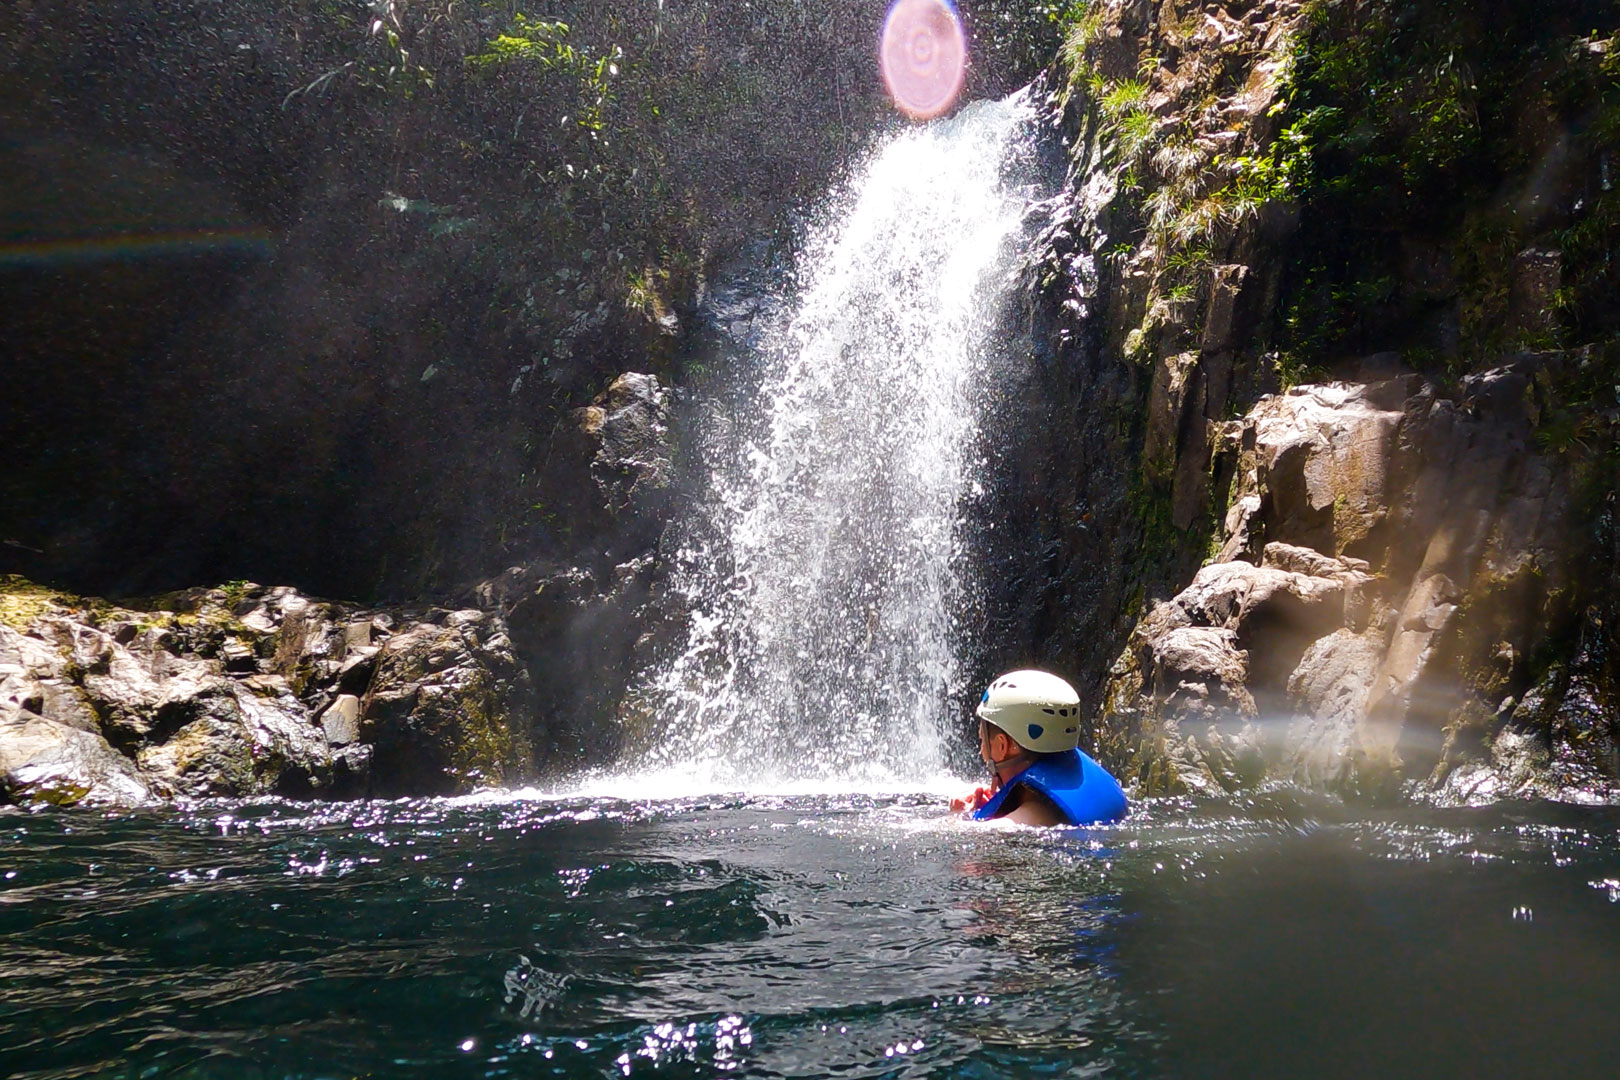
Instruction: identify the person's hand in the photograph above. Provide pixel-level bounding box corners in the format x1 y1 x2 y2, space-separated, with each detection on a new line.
949 785 994 815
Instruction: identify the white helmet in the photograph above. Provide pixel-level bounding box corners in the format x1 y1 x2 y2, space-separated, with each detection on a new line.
976 669 1083 754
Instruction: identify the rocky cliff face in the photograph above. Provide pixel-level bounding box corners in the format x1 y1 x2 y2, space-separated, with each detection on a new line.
1101 364 1617 802
1008 0 1620 802
0 579 529 806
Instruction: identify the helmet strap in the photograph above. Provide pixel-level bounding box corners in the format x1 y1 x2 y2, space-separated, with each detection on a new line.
982 725 1034 786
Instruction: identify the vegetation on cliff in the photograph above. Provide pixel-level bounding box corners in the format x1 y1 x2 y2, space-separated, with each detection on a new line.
1038 0 1619 798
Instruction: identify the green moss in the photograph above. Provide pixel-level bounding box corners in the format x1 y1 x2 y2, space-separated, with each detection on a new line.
449 671 534 789
22 777 94 808
0 575 76 630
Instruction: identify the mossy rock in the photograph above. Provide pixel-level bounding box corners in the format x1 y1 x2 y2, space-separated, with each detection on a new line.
0 575 79 630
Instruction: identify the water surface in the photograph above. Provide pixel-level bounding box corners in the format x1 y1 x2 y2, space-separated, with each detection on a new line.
4 790 1619 1078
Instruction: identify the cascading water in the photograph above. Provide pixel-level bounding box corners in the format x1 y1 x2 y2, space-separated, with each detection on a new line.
626 92 1051 788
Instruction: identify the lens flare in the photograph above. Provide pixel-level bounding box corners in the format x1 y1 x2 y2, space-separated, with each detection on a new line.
880 0 966 121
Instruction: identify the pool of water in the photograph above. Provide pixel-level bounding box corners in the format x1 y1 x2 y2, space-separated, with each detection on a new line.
4 788 1619 1079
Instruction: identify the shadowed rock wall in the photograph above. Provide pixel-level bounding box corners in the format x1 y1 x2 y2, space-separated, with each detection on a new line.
0 0 1067 603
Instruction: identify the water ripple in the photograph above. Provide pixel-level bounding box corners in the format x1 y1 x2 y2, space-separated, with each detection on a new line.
4 789 1620 1078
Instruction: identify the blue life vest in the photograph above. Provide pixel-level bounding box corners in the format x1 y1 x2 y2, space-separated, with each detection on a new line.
971 748 1129 825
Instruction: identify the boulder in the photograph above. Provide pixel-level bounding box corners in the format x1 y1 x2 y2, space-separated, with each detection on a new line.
1 623 152 806
1150 626 1255 717
135 679 333 798
1286 628 1387 788
361 612 535 794
0 710 151 807
574 372 674 523
35 617 173 741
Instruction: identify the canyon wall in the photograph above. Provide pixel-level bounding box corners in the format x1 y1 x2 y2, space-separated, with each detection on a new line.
994 0 1620 801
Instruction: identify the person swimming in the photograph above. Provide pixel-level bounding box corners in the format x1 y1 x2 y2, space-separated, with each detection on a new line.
950 669 1129 826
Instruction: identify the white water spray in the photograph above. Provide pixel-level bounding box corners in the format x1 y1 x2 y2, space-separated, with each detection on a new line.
626 94 1048 789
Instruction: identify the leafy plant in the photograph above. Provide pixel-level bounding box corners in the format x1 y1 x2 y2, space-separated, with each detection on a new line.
1101 78 1150 117
467 15 620 133
1115 108 1159 160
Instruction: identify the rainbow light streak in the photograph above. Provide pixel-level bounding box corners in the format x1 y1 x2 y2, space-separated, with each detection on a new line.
0 227 274 269
880 0 967 121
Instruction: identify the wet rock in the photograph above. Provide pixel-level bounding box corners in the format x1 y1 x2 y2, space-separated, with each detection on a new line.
220 639 256 672
134 675 333 798
1035 1 1614 808
500 557 662 771
0 578 535 803
2 625 152 806
319 694 363 746
361 613 535 795
342 620 375 652
0 625 99 735
0 712 151 807
574 372 674 524
1165 558 1353 635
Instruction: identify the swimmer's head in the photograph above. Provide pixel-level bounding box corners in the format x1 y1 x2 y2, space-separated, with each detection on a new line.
975 669 1083 755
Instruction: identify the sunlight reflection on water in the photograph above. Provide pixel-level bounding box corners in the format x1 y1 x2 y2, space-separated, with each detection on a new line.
3 791 1620 1078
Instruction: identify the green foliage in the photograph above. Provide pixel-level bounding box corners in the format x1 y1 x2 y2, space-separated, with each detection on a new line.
622 266 669 319
1530 342 1620 463
1100 78 1149 117
1058 4 1106 77
466 15 619 132
1039 0 1092 30
1115 108 1159 159
1268 0 1620 366
1054 4 1109 114
218 579 253 611
1165 243 1213 274
466 15 575 71
1269 347 1328 390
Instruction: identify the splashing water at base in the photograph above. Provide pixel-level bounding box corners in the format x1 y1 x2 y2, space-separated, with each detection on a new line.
624 94 1048 790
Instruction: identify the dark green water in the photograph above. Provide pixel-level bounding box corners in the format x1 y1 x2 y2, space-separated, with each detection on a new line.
4 789 1619 1079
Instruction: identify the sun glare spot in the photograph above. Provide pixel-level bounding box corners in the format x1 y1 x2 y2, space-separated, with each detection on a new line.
880 0 966 121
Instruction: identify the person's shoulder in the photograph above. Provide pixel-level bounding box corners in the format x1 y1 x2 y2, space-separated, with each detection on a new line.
995 783 1067 827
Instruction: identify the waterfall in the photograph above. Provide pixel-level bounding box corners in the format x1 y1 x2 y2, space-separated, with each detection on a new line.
626 92 1050 789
